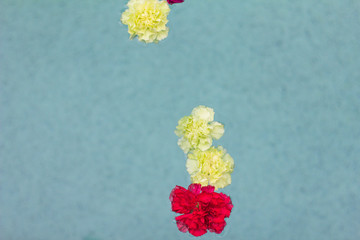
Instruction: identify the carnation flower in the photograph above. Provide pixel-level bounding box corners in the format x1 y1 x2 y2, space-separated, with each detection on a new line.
175 106 224 153
186 146 234 190
167 0 184 4
121 0 170 43
169 184 233 237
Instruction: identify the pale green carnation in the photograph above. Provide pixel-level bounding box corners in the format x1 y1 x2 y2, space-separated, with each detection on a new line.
175 106 224 153
121 0 170 43
186 146 234 190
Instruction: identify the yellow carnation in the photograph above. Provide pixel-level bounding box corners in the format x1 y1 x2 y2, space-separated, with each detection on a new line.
175 106 224 153
186 146 234 190
121 0 170 43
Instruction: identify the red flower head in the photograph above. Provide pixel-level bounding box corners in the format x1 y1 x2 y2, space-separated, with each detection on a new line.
169 184 233 237
167 0 184 5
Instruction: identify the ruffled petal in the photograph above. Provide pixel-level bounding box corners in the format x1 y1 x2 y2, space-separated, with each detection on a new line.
188 183 202 195
198 136 212 151
170 186 196 214
196 192 213 208
191 105 215 122
178 137 191 153
212 173 232 190
210 121 225 139
201 185 215 193
186 158 199 175
208 192 233 218
207 215 227 234
175 212 208 237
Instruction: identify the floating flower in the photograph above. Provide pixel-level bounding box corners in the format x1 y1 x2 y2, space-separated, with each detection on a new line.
121 0 170 43
167 0 184 4
170 183 233 237
175 106 224 153
186 146 234 190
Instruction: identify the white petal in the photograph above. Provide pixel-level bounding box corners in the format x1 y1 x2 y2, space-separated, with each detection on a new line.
210 121 224 139
198 137 212 151
186 158 199 175
178 137 191 153
191 105 214 121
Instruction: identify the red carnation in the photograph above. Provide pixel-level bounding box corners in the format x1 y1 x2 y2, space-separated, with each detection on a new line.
169 184 233 237
167 0 184 5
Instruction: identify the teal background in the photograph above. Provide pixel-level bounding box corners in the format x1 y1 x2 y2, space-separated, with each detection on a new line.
1 0 359 239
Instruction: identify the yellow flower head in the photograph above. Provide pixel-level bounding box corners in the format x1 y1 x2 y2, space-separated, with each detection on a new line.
121 0 170 43
175 105 225 153
186 146 234 190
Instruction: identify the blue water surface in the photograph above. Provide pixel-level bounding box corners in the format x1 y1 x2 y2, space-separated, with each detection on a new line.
0 0 359 240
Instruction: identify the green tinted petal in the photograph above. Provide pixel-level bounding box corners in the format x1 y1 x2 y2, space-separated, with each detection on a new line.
186 158 199 175
210 121 225 139
191 105 214 121
178 137 191 153
223 153 235 172
198 137 212 151
213 173 232 190
191 174 209 186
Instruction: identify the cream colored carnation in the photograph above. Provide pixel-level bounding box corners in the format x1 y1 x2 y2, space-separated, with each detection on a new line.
121 0 170 43
175 106 224 153
186 146 234 190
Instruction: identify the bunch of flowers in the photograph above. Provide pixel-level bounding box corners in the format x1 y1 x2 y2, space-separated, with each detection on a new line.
121 0 185 43
170 106 235 237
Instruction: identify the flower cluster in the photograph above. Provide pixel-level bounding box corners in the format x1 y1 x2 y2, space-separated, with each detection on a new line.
121 0 185 43
171 106 235 237
170 184 233 237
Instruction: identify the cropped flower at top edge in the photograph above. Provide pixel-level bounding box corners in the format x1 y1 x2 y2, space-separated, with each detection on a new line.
175 106 224 153
167 0 184 4
186 146 234 190
121 0 170 43
170 184 233 237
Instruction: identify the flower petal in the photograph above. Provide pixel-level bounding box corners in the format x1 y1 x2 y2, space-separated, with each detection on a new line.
178 137 191 153
191 105 214 121
188 183 202 195
223 153 235 171
212 173 232 190
207 215 227 234
210 121 225 139
186 158 199 175
209 192 233 218
175 212 208 237
201 185 215 193
169 186 196 214
197 136 212 151
197 192 213 208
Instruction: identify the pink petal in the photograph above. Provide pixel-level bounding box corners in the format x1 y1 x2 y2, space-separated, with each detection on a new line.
188 183 202 195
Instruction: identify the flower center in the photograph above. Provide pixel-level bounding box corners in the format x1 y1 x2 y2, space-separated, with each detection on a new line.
185 119 210 144
190 202 200 213
134 6 163 29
